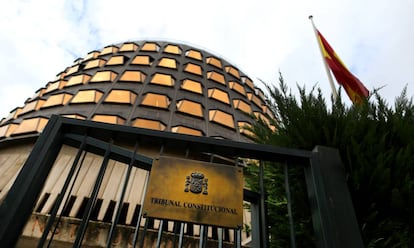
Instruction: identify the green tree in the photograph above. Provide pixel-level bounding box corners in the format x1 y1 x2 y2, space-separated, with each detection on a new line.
246 74 414 247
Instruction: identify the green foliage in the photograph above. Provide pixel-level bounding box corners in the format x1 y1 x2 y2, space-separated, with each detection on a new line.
245 161 315 247
247 73 414 247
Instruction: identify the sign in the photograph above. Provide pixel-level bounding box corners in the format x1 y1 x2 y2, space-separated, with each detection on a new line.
142 156 243 228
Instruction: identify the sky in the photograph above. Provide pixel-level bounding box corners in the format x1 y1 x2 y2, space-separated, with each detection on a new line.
0 0 413 118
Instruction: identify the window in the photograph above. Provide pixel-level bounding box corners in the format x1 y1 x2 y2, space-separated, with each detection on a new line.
83 51 100 61
119 43 138 52
141 42 159 52
41 93 73 109
238 121 254 137
71 90 103 104
181 79 202 94
164 44 182 55
131 55 153 66
90 71 118 83
256 88 266 101
229 81 246 96
255 112 276 131
119 71 146 83
158 57 177 69
62 114 86 120
233 99 252 114
19 100 45 116
106 56 126 66
66 65 79 75
65 74 91 87
44 80 67 94
100 45 118 55
150 73 175 87
132 118 166 131
225 66 240 79
92 115 125 125
84 59 106 70
254 112 271 126
185 50 202 60
141 93 170 109
209 110 235 129
247 93 263 108
208 88 230 104
207 71 226 85
104 90 137 104
0 123 18 138
206 57 222 69
12 117 48 135
184 63 202 76
176 100 203 118
242 76 255 90
172 126 203 136
262 105 275 119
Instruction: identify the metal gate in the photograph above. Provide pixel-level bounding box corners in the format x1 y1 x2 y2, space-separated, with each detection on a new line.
0 115 363 247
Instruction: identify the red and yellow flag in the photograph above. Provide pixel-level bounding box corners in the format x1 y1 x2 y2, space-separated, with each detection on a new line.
317 30 369 103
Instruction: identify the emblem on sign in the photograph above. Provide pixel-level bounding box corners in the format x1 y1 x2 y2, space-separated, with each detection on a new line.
184 172 208 195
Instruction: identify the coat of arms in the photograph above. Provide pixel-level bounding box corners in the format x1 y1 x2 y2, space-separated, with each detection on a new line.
184 172 208 195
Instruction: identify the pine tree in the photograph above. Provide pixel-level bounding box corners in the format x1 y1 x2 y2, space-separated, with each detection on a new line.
246 74 414 247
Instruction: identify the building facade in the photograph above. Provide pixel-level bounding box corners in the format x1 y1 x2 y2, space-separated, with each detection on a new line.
0 41 274 247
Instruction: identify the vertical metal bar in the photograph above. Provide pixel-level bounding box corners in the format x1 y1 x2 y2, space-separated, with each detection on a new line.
218 228 223 248
73 140 113 247
132 172 150 247
46 150 87 248
106 142 139 246
234 158 242 248
259 160 269 248
284 162 296 248
138 218 149 248
198 153 215 248
172 222 179 248
176 147 190 248
155 145 165 247
250 202 261 248
38 135 88 248
306 146 364 248
199 225 205 248
235 228 241 248
156 220 164 248
0 116 63 248
134 144 163 247
177 223 185 248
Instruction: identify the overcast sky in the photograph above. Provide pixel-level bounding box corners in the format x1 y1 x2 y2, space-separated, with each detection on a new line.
0 0 413 118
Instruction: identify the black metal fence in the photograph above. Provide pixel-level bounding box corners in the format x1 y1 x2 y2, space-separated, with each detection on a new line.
0 115 363 247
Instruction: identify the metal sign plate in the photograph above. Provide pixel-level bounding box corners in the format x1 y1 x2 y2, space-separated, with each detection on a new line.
142 156 243 228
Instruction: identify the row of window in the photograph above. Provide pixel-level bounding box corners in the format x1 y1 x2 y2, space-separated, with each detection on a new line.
16 89 257 120
5 81 272 125
66 56 241 82
0 115 254 139
82 42 221 67
44 70 263 105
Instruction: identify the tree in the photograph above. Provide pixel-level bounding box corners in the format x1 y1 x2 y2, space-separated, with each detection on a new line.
246 74 414 247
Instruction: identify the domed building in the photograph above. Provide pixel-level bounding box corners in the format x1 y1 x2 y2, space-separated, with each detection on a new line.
0 40 274 247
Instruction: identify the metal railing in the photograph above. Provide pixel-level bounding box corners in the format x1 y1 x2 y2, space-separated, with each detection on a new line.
0 115 363 247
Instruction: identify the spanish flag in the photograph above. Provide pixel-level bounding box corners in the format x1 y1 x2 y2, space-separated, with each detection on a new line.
317 30 369 104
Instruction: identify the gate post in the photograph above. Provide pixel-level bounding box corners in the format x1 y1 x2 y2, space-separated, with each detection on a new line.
305 146 364 248
0 116 64 247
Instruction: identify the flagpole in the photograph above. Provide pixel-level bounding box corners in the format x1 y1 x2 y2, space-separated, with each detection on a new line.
309 15 338 100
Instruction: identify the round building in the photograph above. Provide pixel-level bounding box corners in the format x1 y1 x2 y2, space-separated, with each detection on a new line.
0 41 273 247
